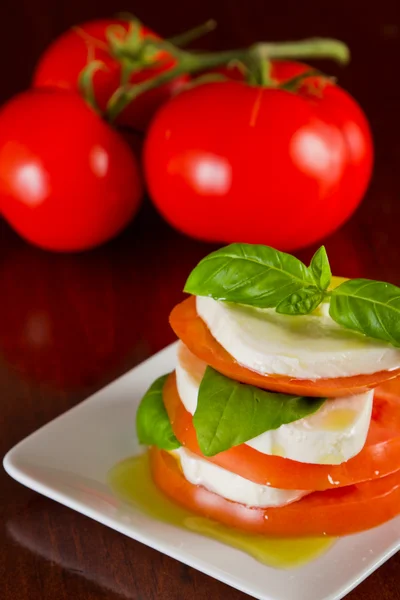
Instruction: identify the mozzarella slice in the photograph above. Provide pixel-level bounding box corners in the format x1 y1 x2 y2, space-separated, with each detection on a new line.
196 295 400 380
176 343 373 465
172 447 308 507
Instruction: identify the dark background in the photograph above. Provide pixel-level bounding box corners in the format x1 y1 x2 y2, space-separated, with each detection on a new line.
1 1 400 599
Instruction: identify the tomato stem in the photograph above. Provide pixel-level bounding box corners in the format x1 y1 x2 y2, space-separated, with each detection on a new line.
251 38 349 64
245 56 274 86
260 60 272 86
167 19 217 48
106 48 247 122
106 35 350 122
78 60 108 114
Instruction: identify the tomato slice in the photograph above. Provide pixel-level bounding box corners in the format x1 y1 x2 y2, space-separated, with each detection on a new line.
150 447 400 536
375 374 400 400
163 373 400 491
169 297 400 398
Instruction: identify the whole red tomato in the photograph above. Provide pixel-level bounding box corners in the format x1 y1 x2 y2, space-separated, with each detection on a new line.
0 89 142 251
33 19 189 131
144 61 373 250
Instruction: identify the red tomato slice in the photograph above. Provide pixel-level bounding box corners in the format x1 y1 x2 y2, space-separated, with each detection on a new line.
163 373 400 491
150 447 400 536
169 297 400 398
375 375 400 400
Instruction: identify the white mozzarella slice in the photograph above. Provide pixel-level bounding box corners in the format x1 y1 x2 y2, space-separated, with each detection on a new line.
196 295 400 380
176 343 373 465
173 447 308 507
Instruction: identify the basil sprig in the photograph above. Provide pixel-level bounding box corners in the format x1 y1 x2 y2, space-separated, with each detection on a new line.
193 367 325 456
185 242 400 346
184 243 318 309
136 374 181 450
276 288 324 315
310 245 332 291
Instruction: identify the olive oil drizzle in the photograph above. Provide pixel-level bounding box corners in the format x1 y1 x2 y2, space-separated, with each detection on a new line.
109 453 335 569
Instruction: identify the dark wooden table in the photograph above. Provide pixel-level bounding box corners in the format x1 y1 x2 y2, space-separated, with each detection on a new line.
1 1 400 598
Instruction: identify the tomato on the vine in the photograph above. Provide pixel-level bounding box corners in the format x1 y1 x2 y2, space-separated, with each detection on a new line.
33 19 189 131
144 61 373 250
0 89 142 251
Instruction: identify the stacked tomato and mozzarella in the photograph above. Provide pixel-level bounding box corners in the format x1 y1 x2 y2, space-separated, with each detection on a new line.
150 288 400 537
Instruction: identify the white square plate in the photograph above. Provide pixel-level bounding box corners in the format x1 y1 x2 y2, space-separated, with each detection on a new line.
3 342 400 600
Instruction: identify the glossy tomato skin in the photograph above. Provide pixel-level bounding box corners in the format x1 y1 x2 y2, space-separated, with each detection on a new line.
0 90 142 251
144 62 373 250
33 19 189 131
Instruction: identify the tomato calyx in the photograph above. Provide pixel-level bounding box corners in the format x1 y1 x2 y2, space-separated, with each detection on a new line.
77 17 217 115
278 68 332 94
106 22 158 84
106 18 217 82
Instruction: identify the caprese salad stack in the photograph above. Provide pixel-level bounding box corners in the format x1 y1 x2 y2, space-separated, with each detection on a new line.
137 243 400 536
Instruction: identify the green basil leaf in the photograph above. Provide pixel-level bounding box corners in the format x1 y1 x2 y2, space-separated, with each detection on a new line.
136 374 181 450
184 243 316 308
193 367 325 456
310 246 332 291
330 279 400 346
276 288 324 315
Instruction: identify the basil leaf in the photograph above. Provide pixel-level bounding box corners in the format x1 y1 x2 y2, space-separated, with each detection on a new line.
136 374 181 450
193 367 325 456
330 279 400 346
310 246 332 291
184 243 316 308
276 288 324 315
